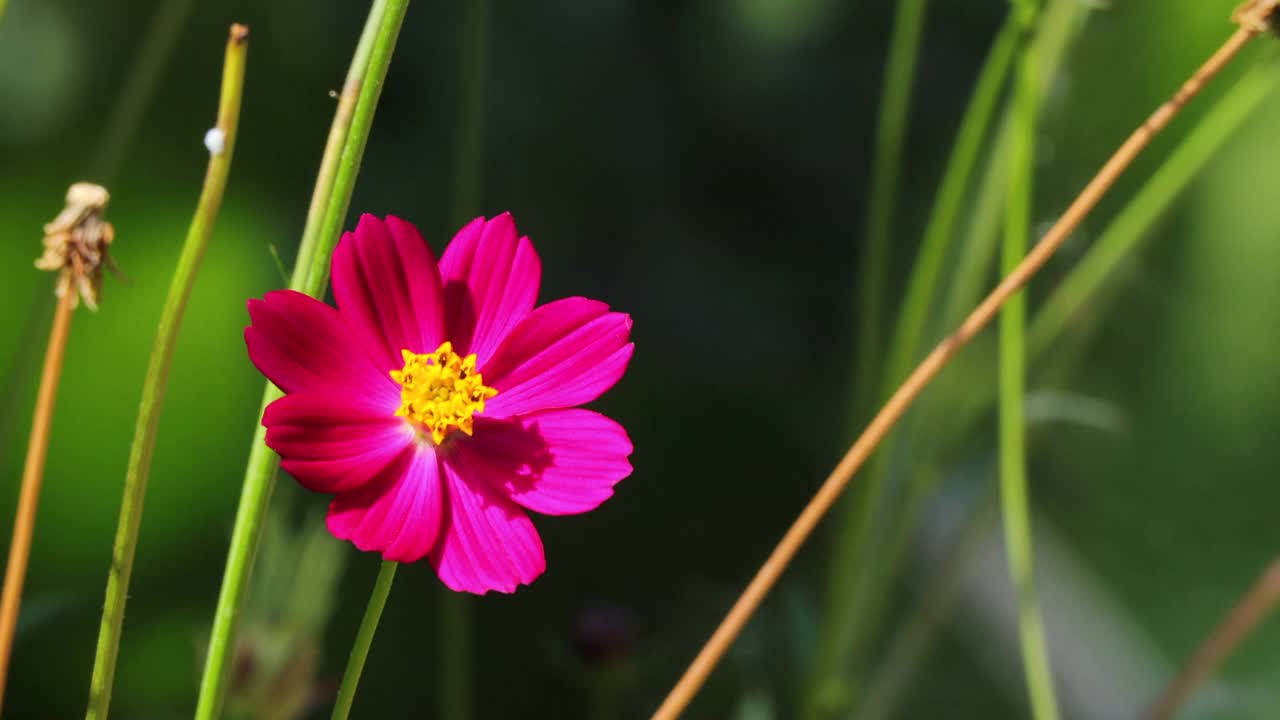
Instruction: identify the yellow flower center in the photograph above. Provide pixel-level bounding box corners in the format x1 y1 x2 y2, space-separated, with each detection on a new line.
390 341 498 445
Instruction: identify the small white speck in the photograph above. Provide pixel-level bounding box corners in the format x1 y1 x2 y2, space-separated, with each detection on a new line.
204 127 226 155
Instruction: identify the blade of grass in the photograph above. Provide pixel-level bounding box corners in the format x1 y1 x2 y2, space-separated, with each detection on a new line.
850 0 929 424
85 24 248 720
999 4 1060 715
651 8 1274 716
193 2 410 717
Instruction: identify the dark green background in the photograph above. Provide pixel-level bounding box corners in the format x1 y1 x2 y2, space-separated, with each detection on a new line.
2 0 1278 717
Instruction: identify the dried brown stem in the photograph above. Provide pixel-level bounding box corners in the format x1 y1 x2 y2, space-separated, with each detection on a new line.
650 6 1275 717
0 289 76 713
1144 557 1280 720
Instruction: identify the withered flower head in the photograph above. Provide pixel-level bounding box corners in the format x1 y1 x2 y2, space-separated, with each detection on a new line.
35 182 116 311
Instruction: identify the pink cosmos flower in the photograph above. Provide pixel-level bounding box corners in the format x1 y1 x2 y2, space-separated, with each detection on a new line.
244 214 633 594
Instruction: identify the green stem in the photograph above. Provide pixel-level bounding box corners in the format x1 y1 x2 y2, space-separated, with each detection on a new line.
304 0 410 292
85 24 248 720
193 3 409 718
331 560 398 720
440 2 491 717
850 0 929 421
999 7 1059 719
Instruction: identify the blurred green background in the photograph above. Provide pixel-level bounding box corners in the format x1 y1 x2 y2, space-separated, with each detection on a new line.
2 0 1280 717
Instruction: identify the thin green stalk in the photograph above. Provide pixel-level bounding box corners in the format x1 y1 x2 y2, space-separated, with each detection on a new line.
1029 59 1280 356
193 3 409 717
332 561 398 720
850 0 929 421
85 26 248 720
810 15 1024 710
440 2 490 718
999 7 1059 718
304 0 409 292
0 0 8 28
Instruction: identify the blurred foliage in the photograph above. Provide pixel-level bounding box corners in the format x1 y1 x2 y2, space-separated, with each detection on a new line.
1 0 1279 718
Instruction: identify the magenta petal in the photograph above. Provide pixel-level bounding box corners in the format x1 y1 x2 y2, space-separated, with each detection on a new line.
439 213 541 367
481 297 633 418
245 290 396 407
332 214 447 371
429 452 546 594
327 447 444 563
263 392 414 494
460 410 633 515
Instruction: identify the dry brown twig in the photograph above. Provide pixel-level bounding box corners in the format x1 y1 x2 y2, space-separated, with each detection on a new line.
0 182 118 711
651 2 1279 717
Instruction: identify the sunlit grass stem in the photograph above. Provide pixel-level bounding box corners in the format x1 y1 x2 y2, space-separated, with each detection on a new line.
999 6 1060 717
85 24 249 720
331 560 398 720
193 2 410 717
0 289 74 715
651 8 1274 716
441 0 491 718
850 0 928 422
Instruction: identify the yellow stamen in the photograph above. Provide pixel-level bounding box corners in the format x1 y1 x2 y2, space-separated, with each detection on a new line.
390 341 497 445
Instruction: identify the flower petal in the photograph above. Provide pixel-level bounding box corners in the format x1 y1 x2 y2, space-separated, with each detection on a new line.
459 410 632 515
332 214 447 371
327 447 444 563
245 290 396 408
429 452 546 594
263 392 415 494
440 213 541 366
481 297 633 417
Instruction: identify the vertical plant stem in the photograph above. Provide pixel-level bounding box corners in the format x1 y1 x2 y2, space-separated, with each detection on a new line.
85 24 248 720
1144 557 1280 720
999 5 1060 718
0 289 75 715
850 0 929 420
332 560 398 720
193 3 409 718
441 2 490 718
651 10 1271 717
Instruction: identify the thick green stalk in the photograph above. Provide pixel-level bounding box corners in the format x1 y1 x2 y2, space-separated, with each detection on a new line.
193 3 409 717
441 1 491 718
85 27 249 720
332 561 398 720
850 0 929 421
999 6 1059 718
